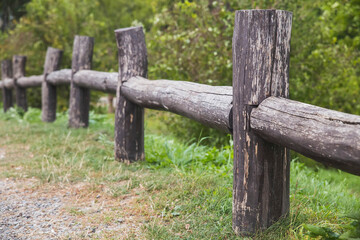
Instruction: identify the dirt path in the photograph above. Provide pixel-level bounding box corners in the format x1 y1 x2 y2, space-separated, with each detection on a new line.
0 178 146 239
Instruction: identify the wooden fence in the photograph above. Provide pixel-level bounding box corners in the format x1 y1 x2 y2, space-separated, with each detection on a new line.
0 9 359 236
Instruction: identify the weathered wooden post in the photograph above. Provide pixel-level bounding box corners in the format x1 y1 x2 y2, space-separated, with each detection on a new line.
41 47 63 122
68 36 94 128
232 10 292 235
114 27 147 163
1 60 13 112
13 55 27 112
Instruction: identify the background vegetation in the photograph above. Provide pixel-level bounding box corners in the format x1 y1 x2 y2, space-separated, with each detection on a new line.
1 0 359 143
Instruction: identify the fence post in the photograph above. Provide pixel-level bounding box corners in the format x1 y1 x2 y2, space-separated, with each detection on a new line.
68 35 94 128
41 47 63 122
1 60 13 112
13 55 27 112
114 27 147 163
232 10 292 235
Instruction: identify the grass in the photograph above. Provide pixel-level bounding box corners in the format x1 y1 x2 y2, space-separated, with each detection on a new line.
0 107 359 239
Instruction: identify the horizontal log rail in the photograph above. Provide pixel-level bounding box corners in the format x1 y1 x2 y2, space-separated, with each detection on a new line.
2 78 13 88
251 96 360 176
0 69 117 91
122 76 233 133
74 70 117 93
0 75 43 88
18 75 43 88
1 71 359 174
0 72 233 133
47 69 71 85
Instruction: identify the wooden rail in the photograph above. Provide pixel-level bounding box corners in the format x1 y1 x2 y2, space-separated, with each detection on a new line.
251 96 360 176
122 76 233 133
0 9 359 236
47 69 71 85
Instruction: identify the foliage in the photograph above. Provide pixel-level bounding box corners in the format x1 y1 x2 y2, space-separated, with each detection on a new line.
303 214 360 239
290 0 360 114
0 0 359 144
148 0 235 86
145 134 233 173
147 0 360 141
0 0 30 32
0 0 156 110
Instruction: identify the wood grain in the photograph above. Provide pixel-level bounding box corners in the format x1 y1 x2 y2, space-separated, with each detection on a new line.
17 75 43 88
232 9 292 235
251 96 360 176
114 27 147 163
73 70 117 93
47 69 71 85
42 47 63 122
1 60 13 112
13 55 27 112
121 76 233 133
68 36 94 128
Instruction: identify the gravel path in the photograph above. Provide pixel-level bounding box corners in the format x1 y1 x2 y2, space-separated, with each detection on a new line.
0 178 145 239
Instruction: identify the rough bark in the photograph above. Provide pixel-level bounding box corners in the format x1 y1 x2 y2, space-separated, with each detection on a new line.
73 70 117 93
68 36 94 128
121 76 233 133
232 10 292 235
13 56 27 112
17 75 43 88
114 27 147 163
1 75 43 88
251 96 360 176
47 69 71 85
1 60 13 112
42 47 63 122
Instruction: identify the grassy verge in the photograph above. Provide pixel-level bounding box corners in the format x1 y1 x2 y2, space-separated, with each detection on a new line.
0 107 359 239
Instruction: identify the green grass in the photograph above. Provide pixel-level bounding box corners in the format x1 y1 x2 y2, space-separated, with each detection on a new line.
0 107 359 239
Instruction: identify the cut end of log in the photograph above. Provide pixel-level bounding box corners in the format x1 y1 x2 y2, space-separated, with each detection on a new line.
235 9 292 14
44 47 63 75
74 35 95 42
114 26 143 33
